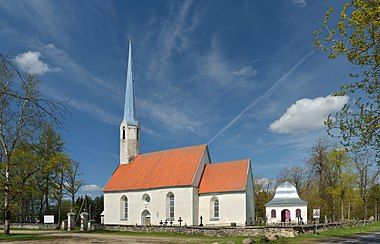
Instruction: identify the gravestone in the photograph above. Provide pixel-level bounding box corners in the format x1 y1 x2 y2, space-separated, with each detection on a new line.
61 220 67 230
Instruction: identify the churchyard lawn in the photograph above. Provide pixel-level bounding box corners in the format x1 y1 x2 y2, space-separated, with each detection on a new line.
0 229 254 243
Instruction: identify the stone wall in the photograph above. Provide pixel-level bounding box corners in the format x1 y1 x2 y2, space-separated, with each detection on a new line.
96 225 298 238
10 223 58 229
294 220 374 234
96 220 374 239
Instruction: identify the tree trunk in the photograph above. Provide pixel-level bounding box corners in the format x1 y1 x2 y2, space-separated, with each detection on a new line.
348 201 351 220
44 177 49 213
332 200 336 222
39 196 44 222
57 200 61 228
4 164 11 235
341 201 344 221
71 194 75 212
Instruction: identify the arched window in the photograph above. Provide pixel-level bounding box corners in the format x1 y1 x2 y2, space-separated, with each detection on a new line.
210 197 219 220
296 209 301 217
213 200 219 218
120 196 128 220
271 209 276 218
122 127 126 139
166 192 175 220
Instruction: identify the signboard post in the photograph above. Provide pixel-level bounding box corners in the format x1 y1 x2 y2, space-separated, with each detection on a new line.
313 209 320 219
43 215 54 224
313 208 320 233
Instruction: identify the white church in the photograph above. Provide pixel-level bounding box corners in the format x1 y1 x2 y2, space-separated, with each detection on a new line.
103 41 255 226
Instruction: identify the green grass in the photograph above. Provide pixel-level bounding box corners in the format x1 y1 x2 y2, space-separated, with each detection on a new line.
0 233 53 242
89 229 257 243
275 221 380 243
3 222 379 243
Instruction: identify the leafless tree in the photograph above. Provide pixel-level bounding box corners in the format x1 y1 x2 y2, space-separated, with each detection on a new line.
64 160 84 208
277 165 306 191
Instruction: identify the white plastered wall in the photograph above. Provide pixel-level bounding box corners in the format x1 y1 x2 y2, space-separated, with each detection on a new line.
245 165 255 225
198 192 246 226
190 147 210 226
265 205 308 225
104 186 197 226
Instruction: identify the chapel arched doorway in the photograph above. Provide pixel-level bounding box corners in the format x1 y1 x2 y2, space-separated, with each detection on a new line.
281 209 290 223
141 210 151 225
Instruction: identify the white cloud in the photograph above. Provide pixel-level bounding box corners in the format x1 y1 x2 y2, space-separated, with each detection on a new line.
292 0 306 6
270 95 349 134
15 51 50 75
81 184 102 192
233 66 258 78
78 184 103 198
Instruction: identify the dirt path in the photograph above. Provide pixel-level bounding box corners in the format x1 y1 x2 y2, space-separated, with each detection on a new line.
5 230 214 243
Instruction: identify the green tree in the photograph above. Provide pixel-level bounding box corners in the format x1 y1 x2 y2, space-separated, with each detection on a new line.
0 54 65 234
314 0 380 162
50 152 71 227
307 139 331 219
353 152 380 218
368 184 380 221
253 178 274 224
325 149 355 221
35 125 64 219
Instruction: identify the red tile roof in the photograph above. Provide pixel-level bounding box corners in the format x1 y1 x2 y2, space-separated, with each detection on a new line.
104 144 207 192
198 159 249 194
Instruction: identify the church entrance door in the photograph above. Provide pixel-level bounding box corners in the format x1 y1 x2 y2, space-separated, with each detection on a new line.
141 210 151 225
281 209 291 223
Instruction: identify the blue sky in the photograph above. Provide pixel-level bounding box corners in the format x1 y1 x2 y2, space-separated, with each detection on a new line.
0 0 354 196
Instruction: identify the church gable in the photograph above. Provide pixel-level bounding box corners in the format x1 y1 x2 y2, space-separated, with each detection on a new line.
198 159 250 194
104 144 207 192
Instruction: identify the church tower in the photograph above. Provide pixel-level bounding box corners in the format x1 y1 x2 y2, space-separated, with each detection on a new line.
120 40 140 164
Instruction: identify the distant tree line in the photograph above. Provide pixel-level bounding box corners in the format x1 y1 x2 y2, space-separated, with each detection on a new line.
254 139 380 224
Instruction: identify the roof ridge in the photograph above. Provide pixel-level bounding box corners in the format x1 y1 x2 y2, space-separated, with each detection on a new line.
139 144 207 156
209 158 250 165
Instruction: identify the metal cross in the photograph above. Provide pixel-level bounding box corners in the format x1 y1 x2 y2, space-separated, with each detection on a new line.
199 215 203 227
178 217 183 226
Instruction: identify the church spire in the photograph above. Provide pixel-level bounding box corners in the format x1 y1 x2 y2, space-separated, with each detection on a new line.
120 39 140 165
123 39 138 125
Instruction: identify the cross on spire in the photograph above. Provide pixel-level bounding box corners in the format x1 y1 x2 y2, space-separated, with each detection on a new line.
123 40 138 125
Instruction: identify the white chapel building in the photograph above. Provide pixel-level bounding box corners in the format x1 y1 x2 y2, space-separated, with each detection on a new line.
103 41 255 226
265 181 307 225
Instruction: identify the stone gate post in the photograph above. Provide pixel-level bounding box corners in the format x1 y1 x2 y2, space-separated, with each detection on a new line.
80 212 89 231
67 212 76 231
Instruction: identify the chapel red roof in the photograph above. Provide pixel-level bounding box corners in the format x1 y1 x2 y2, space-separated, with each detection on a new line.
104 144 207 192
198 159 249 194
